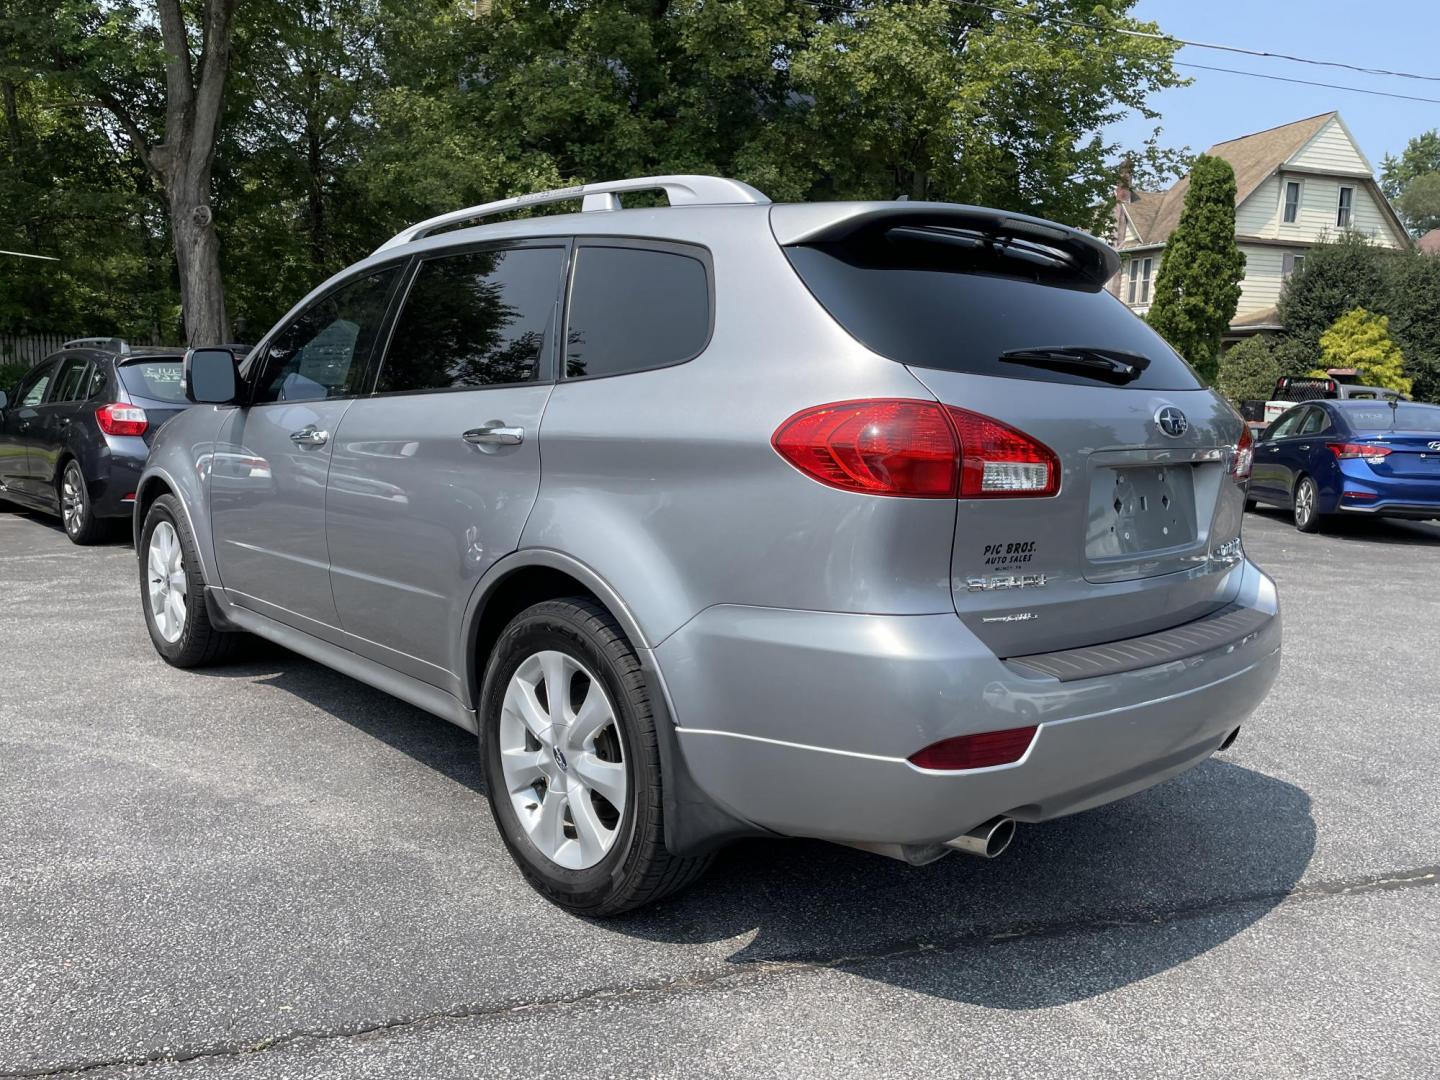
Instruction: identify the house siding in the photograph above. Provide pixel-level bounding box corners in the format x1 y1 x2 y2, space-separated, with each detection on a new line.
1236 175 1282 235
1288 117 1370 174
1235 245 1286 317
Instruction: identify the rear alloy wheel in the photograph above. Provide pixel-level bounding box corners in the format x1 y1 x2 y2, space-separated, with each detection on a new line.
59 460 107 544
139 494 239 667
1292 475 1324 533
480 597 712 916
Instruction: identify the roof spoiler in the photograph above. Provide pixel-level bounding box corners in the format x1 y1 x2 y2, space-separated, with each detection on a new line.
769 202 1121 288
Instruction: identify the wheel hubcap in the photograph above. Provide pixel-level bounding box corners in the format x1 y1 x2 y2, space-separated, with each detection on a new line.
146 521 187 643
499 650 627 870
61 466 84 534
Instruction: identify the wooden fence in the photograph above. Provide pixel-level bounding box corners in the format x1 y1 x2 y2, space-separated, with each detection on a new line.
0 334 171 367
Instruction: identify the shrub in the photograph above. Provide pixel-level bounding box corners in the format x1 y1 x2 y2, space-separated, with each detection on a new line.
1216 336 1284 402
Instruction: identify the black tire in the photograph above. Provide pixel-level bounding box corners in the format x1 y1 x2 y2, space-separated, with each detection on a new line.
480 597 711 916
139 493 239 667
59 459 110 545
1292 475 1324 533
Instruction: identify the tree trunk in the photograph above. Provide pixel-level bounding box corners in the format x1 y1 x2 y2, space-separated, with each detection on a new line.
169 185 230 346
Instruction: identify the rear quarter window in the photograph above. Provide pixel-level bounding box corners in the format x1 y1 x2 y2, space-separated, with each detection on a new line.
564 244 711 379
785 229 1203 391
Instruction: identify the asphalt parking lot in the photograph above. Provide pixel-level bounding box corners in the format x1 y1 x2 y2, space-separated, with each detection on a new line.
2 503 1438 1079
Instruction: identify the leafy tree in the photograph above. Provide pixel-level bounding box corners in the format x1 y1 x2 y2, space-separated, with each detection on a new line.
1216 336 1283 402
1275 231 1389 357
1380 129 1440 236
1383 251 1440 402
1143 154 1245 383
9 0 243 345
1313 308 1411 396
1395 173 1440 238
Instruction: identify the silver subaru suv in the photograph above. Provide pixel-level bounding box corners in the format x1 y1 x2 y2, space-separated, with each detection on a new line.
137 175 1281 915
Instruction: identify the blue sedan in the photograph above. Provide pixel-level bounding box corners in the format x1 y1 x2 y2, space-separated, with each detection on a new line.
1247 399 1440 532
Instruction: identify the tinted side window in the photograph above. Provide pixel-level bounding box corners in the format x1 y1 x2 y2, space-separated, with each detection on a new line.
564 245 710 379
1265 410 1305 440
378 245 565 394
1297 408 1329 436
18 363 55 407
85 363 109 399
255 267 400 404
51 358 91 404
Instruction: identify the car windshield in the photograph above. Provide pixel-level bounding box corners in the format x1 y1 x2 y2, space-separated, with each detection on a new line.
118 360 186 404
1338 403 1440 432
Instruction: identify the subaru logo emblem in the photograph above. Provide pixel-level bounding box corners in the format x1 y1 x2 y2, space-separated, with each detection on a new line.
1155 406 1188 438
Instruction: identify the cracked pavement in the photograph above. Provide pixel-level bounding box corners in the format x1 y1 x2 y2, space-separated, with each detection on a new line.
2 502 1438 1078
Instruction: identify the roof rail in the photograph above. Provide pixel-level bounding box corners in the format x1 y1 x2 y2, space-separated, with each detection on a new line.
374 174 770 254
63 337 130 354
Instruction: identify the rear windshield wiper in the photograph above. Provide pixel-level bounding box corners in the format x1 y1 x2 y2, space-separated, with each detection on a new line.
1000 347 1151 385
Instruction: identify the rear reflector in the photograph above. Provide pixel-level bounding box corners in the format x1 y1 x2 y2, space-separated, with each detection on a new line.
908 725 1038 770
772 399 1058 499
1328 442 1391 464
96 402 148 437
1343 489 1378 500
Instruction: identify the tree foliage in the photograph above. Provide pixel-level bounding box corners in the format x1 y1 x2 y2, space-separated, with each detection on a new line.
1383 251 1440 403
1313 308 1410 396
1275 231 1388 354
1215 335 1283 402
1143 154 1245 383
1380 129 1440 237
1 0 1184 343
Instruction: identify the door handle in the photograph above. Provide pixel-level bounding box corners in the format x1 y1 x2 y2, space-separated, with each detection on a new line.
462 424 524 447
289 426 330 447
1297 444 1310 451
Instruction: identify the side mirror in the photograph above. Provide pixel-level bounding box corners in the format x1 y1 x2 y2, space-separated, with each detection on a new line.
185 347 238 405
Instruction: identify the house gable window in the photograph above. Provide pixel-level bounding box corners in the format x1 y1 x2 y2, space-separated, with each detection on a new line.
1336 186 1354 228
1127 259 1138 303
1283 181 1302 224
1139 257 1153 304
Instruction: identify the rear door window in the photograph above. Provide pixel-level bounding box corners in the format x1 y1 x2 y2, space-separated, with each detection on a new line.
377 244 566 394
50 358 91 404
118 360 187 404
564 243 711 379
785 227 1203 391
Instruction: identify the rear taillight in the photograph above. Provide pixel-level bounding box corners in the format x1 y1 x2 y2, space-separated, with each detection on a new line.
771 399 1059 499
1328 442 1391 464
1230 425 1254 482
908 726 1038 770
96 402 148 437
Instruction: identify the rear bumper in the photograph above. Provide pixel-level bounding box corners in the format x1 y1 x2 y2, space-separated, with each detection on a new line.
658 560 1280 847
1332 463 1440 519
87 438 148 518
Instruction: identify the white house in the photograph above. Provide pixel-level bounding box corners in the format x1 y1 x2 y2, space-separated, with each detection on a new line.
1110 112 1410 338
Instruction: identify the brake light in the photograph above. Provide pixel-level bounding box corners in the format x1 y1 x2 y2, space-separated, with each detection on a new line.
909 726 1038 770
771 399 1059 499
1230 425 1254 482
1327 442 1391 464
96 403 148 437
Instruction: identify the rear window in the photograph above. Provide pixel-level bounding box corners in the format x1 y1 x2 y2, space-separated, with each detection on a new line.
1339 403 1440 432
785 229 1203 391
118 360 186 404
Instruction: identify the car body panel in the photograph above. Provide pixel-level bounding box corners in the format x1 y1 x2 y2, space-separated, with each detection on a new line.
137 189 1282 858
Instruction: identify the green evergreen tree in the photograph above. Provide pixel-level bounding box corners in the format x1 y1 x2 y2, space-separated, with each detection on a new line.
1383 252 1440 403
1275 232 1389 359
1215 335 1283 402
1144 154 1246 384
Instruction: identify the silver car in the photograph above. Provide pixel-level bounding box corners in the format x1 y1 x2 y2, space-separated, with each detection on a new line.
137 175 1282 915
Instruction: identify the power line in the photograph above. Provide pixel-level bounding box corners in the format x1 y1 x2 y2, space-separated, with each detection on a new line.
934 0 1440 84
1177 62 1440 106
0 249 60 262
797 0 1440 86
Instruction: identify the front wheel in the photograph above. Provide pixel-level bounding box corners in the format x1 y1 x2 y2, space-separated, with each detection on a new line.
140 494 239 667
480 597 711 916
1293 475 1324 533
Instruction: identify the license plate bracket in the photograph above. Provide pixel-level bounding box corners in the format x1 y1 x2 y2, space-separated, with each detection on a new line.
1087 464 1198 560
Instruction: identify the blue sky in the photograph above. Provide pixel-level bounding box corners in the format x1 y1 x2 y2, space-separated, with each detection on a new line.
1103 0 1439 181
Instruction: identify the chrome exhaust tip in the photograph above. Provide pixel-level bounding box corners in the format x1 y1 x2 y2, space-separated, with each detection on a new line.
945 815 1016 859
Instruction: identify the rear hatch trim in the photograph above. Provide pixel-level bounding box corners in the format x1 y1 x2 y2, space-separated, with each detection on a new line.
1006 603 1272 682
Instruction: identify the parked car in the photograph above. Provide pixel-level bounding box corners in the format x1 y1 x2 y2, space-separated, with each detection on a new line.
0 345 188 542
1247 399 1440 531
134 175 1282 915
1237 375 1410 438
